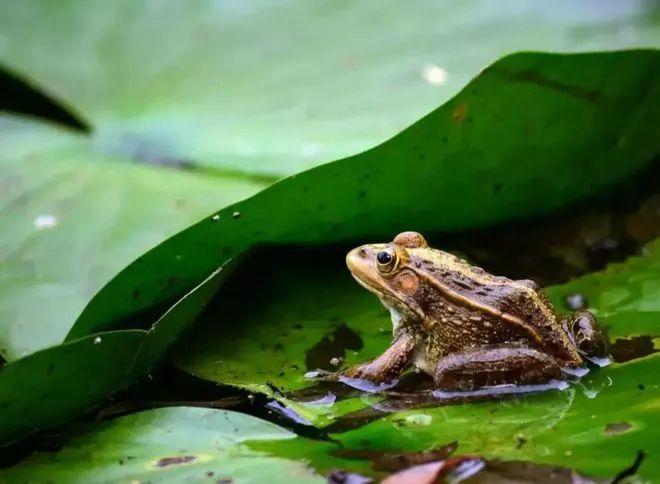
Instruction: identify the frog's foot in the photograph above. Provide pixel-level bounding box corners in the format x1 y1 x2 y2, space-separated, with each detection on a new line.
563 311 609 359
305 332 415 385
304 363 384 381
434 345 563 391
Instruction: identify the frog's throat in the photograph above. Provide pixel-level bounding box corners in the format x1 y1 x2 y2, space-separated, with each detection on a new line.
351 274 424 326
382 300 403 335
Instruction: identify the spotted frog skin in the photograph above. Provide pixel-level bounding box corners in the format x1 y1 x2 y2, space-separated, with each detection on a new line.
330 231 608 391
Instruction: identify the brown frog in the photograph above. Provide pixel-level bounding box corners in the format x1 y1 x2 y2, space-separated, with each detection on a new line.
322 231 608 391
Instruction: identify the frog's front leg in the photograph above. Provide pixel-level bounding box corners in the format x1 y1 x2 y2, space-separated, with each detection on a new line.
563 311 609 358
434 345 563 391
311 332 415 383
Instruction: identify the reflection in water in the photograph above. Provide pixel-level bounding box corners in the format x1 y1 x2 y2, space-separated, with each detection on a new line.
287 369 581 435
337 376 400 393
300 392 337 406
431 380 569 399
265 400 313 426
285 331 659 433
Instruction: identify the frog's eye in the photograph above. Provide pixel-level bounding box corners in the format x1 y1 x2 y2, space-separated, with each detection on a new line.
376 248 398 273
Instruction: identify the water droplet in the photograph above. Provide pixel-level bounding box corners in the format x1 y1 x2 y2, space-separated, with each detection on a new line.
565 293 587 310
232 211 241 219
304 370 327 379
421 63 449 86
581 386 599 399
33 214 58 229
301 143 320 157
404 414 432 426
94 336 102 345
211 214 220 221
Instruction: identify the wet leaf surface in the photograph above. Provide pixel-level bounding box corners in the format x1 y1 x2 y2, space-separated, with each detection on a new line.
175 237 660 479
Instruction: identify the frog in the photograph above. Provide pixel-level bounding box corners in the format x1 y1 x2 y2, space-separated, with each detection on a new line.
315 231 609 391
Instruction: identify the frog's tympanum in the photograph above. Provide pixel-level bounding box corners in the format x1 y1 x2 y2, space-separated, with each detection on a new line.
329 231 609 391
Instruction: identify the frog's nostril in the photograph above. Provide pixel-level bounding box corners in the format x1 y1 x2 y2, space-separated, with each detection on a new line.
358 248 367 258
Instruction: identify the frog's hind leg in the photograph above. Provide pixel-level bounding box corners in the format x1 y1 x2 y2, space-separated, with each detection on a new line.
434 345 562 391
562 311 609 359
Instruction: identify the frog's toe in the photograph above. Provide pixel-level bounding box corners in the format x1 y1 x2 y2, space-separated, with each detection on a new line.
304 369 338 381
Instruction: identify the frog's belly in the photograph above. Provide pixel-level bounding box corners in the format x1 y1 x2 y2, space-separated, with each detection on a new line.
412 345 436 376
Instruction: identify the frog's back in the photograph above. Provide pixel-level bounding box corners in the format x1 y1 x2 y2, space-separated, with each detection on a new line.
409 248 581 365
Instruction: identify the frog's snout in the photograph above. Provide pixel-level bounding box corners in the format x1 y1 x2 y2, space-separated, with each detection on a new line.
346 245 371 274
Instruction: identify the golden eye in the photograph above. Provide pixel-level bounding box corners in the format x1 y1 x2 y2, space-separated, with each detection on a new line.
376 248 398 273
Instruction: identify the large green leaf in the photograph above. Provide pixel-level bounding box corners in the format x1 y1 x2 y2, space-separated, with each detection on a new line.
0 1 657 177
0 116 264 360
0 407 323 483
70 50 660 340
174 235 660 480
0 262 227 444
0 4 657 478
3 4 657 360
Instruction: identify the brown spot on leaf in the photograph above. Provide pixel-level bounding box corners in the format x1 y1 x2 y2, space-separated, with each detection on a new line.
605 421 632 435
609 335 658 363
451 103 469 125
155 455 197 467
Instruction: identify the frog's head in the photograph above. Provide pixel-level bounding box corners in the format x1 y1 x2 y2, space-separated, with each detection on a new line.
346 231 431 330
